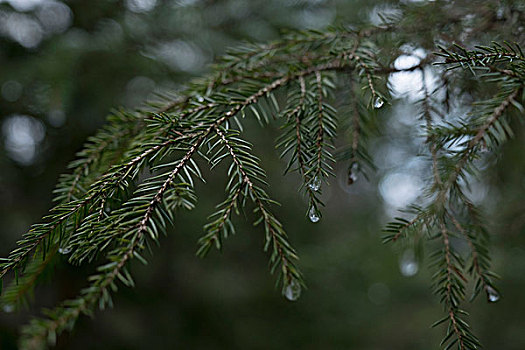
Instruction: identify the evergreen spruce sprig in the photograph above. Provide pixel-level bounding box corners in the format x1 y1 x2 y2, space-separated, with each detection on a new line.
198 125 301 295
0 113 181 286
381 207 427 244
422 69 484 350
20 180 198 350
276 70 339 220
197 128 254 256
427 88 522 350
18 117 208 348
0 112 146 309
335 76 377 185
4 35 374 345
54 111 144 203
276 76 309 176
354 40 386 108
445 210 498 303
336 39 386 183
1 17 521 348
276 76 323 213
304 71 337 220
0 114 184 312
383 43 524 349
431 220 481 350
436 42 525 70
0 248 58 311
0 50 348 282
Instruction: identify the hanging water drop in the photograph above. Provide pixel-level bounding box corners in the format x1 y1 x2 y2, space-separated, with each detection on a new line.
347 163 359 185
284 279 301 301
196 94 204 102
308 176 321 192
308 207 320 223
2 304 14 313
347 172 358 185
373 96 384 109
486 286 500 302
399 250 419 277
59 246 72 255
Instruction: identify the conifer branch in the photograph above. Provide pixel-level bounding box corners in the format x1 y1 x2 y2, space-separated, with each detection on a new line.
382 213 425 243
433 220 480 350
442 88 520 196
207 126 300 288
0 247 58 311
0 15 521 348
1 113 148 307
17 59 355 346
314 71 327 178
276 77 318 205
294 77 308 177
385 43 524 349
20 131 205 349
421 69 444 190
0 132 194 279
445 210 494 300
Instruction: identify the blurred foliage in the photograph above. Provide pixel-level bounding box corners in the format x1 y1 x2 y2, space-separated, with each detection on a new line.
0 0 524 349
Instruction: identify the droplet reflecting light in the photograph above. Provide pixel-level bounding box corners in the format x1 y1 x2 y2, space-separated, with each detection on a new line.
486 286 500 303
308 176 321 192
373 96 384 109
284 280 301 301
58 246 72 255
308 207 320 223
347 172 357 185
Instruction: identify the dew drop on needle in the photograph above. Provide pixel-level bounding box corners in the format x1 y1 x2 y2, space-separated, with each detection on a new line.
284 279 301 301
309 207 320 223
59 246 72 255
373 96 384 109
308 176 321 192
486 286 500 303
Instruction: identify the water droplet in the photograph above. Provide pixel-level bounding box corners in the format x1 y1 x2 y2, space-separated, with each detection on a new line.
486 286 500 302
308 207 320 223
197 95 204 102
284 279 301 301
373 96 384 109
308 176 321 192
347 172 358 185
399 250 419 277
2 304 14 313
347 163 359 185
58 246 72 255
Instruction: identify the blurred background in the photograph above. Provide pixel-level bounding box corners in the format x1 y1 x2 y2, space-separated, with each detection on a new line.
1 0 524 349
